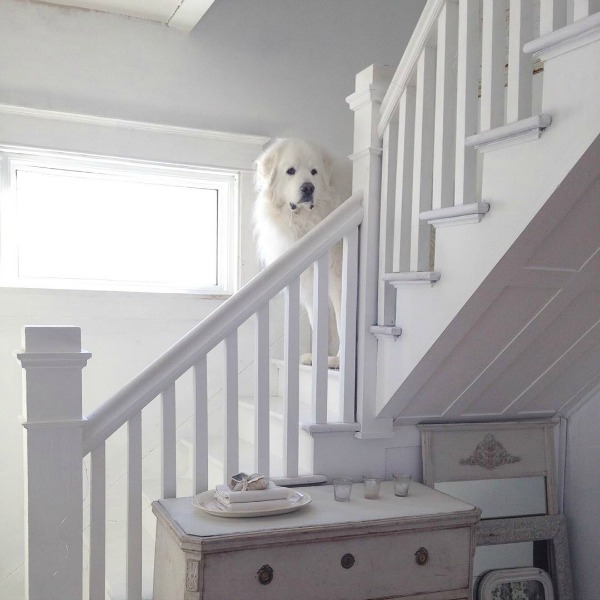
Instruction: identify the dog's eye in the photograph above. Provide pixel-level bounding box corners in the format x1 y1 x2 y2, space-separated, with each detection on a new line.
311 169 318 176
286 167 296 175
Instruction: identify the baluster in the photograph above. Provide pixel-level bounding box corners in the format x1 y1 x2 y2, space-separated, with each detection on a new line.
432 0 459 210
339 227 359 423
284 279 300 477
574 0 600 19
224 331 239 481
254 305 270 475
455 0 481 205
89 443 106 600
507 0 534 123
378 113 399 325
312 254 329 423
161 382 176 498
127 412 142 600
393 86 416 272
481 0 506 131
411 45 437 272
193 356 209 493
540 0 566 34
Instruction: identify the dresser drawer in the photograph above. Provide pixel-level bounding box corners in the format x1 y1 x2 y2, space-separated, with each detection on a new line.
202 526 472 600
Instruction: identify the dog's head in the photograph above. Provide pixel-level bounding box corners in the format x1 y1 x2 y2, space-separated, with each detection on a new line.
255 138 334 212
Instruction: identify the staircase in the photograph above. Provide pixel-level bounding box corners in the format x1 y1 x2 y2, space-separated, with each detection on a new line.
17 1 600 599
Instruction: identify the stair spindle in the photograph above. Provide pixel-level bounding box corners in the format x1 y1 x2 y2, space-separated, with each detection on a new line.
540 0 567 34
254 305 271 475
193 356 209 494
481 0 506 131
224 332 239 481
89 442 106 600
284 279 300 477
127 413 143 600
312 254 329 423
161 383 177 499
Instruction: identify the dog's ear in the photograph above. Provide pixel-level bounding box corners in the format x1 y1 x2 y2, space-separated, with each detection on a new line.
255 142 282 190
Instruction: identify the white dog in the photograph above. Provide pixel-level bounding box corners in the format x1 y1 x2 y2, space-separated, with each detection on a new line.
254 138 345 369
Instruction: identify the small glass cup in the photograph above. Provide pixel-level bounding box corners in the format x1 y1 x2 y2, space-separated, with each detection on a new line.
362 476 382 499
393 474 412 497
333 477 353 502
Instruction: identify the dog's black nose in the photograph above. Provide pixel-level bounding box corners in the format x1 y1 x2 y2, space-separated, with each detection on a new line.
301 182 315 195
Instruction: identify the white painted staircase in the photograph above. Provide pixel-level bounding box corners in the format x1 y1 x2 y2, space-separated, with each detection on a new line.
17 3 600 600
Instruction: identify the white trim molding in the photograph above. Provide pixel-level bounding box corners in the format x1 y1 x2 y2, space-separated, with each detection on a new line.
167 0 216 32
383 271 441 287
465 114 552 152
420 202 490 227
524 11 600 61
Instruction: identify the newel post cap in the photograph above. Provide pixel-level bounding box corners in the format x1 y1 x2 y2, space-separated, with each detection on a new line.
16 326 91 369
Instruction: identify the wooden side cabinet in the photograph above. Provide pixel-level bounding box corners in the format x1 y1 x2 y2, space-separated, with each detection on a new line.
152 482 480 600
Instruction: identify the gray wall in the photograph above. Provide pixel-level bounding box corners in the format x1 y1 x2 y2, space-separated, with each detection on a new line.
564 394 600 600
0 0 425 158
0 1 425 597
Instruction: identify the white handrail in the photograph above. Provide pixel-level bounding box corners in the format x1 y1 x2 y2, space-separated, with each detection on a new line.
83 191 364 454
378 0 447 137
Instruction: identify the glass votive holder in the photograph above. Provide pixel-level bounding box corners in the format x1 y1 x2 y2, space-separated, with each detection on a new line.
362 476 382 499
393 474 412 497
333 477 353 502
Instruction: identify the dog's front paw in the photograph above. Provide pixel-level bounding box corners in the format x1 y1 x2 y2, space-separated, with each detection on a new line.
328 356 340 370
300 353 313 365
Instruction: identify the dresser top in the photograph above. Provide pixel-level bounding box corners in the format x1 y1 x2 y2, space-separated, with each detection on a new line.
153 482 479 551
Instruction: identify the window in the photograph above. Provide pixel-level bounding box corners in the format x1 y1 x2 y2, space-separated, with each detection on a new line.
0 148 238 294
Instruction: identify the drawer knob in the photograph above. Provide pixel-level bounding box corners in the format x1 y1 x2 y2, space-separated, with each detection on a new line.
257 564 274 585
415 547 429 566
341 553 355 569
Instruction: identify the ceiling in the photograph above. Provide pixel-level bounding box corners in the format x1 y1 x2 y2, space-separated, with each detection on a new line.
35 0 215 31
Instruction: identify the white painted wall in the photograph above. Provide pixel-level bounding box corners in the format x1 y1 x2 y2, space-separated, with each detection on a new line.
564 393 600 600
0 0 426 597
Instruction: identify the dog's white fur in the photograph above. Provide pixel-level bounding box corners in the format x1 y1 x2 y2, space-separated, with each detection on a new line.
254 138 344 368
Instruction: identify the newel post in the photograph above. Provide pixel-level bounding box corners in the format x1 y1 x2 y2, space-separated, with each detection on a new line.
17 327 91 600
346 65 395 438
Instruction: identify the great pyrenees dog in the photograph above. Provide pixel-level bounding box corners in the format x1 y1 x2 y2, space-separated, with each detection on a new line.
254 138 345 369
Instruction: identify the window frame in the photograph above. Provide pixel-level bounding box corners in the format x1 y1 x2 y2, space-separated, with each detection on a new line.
0 145 239 295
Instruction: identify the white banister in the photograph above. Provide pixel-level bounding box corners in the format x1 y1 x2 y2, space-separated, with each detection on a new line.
507 0 534 123
393 87 416 272
411 44 437 272
283 279 300 476
432 0 459 211
89 442 106 600
481 0 507 131
83 192 363 454
161 382 177 499
126 412 142 600
193 356 209 494
254 304 270 474
347 64 395 438
17 326 90 600
455 0 481 205
311 254 329 423
224 331 239 481
339 228 359 423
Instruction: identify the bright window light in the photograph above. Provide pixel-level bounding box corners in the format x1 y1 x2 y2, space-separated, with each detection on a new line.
0 150 238 294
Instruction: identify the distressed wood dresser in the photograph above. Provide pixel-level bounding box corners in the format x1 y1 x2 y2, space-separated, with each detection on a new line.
152 481 480 600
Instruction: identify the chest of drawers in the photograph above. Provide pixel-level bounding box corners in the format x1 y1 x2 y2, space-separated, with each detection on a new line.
152 481 480 600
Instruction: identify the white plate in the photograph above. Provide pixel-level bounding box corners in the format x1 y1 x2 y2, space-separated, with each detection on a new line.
192 489 312 518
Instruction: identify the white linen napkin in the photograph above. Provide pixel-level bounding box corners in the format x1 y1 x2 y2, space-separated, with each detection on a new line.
215 482 290 504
